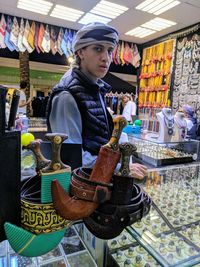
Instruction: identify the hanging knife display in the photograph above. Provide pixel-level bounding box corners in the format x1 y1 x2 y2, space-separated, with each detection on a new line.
5 133 72 257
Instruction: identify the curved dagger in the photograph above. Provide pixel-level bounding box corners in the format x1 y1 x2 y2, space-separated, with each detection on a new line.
105 115 127 151
40 133 71 204
23 140 50 171
51 116 127 220
42 133 69 173
118 142 137 177
109 142 137 205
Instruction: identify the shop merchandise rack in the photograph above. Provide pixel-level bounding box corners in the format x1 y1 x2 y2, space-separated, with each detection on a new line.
108 164 200 267
0 226 97 267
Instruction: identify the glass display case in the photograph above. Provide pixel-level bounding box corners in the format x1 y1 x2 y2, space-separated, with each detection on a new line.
29 118 47 139
107 163 200 267
2 163 200 267
128 133 199 167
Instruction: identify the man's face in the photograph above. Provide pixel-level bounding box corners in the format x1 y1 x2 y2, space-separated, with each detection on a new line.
77 43 114 80
122 96 129 103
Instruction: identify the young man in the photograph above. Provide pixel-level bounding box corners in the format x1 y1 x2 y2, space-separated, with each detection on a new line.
47 22 147 179
18 81 32 115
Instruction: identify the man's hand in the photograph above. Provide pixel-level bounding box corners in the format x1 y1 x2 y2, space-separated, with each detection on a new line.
130 163 147 180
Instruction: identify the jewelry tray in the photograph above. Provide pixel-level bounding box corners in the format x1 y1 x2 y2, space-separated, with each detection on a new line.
128 134 199 167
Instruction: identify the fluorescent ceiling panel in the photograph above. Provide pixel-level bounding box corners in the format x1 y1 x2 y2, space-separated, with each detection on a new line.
135 0 180 15
125 26 156 38
90 0 128 19
142 17 177 31
17 0 53 15
50 4 84 22
78 13 111 25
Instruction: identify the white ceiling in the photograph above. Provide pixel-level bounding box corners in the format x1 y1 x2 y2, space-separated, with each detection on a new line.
0 0 200 44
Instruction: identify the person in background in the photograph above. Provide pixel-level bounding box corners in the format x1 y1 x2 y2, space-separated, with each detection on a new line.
182 104 197 139
5 98 10 126
47 22 147 180
18 81 32 115
122 94 136 124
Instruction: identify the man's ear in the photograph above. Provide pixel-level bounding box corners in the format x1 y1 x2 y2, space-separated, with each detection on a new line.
76 49 84 60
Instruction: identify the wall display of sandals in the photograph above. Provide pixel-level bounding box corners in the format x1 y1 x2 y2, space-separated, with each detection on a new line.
138 40 175 132
172 33 200 118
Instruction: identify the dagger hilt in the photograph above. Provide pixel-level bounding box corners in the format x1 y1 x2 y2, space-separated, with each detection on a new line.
24 140 50 171
118 142 137 177
42 133 68 173
104 115 127 151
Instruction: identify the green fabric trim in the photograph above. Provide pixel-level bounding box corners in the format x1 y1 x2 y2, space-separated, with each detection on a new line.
41 171 71 203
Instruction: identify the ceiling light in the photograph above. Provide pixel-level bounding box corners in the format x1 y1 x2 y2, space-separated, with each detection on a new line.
125 27 156 38
50 4 84 22
78 13 111 25
154 1 180 15
90 0 128 19
17 0 53 15
142 17 177 31
135 0 180 15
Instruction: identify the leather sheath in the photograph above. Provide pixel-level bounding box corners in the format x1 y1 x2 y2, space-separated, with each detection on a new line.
70 168 112 203
52 147 121 220
89 147 121 182
83 175 151 239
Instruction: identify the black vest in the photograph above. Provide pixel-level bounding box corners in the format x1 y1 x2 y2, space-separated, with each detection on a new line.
47 68 114 155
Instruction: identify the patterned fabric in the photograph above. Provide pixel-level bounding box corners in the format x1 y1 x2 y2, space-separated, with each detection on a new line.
132 44 141 68
41 25 50 53
67 29 74 57
17 18 26 52
112 45 118 65
123 42 134 65
56 28 64 56
0 14 6 48
116 43 121 65
34 22 40 53
10 17 19 51
38 23 45 53
61 29 68 57
22 20 34 53
5 16 15 51
120 41 125 66
72 22 118 53
50 26 57 55
27 21 36 49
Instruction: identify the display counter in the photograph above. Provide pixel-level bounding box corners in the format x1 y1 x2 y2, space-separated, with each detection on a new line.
1 163 200 266
28 118 47 139
107 163 200 267
128 133 200 167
